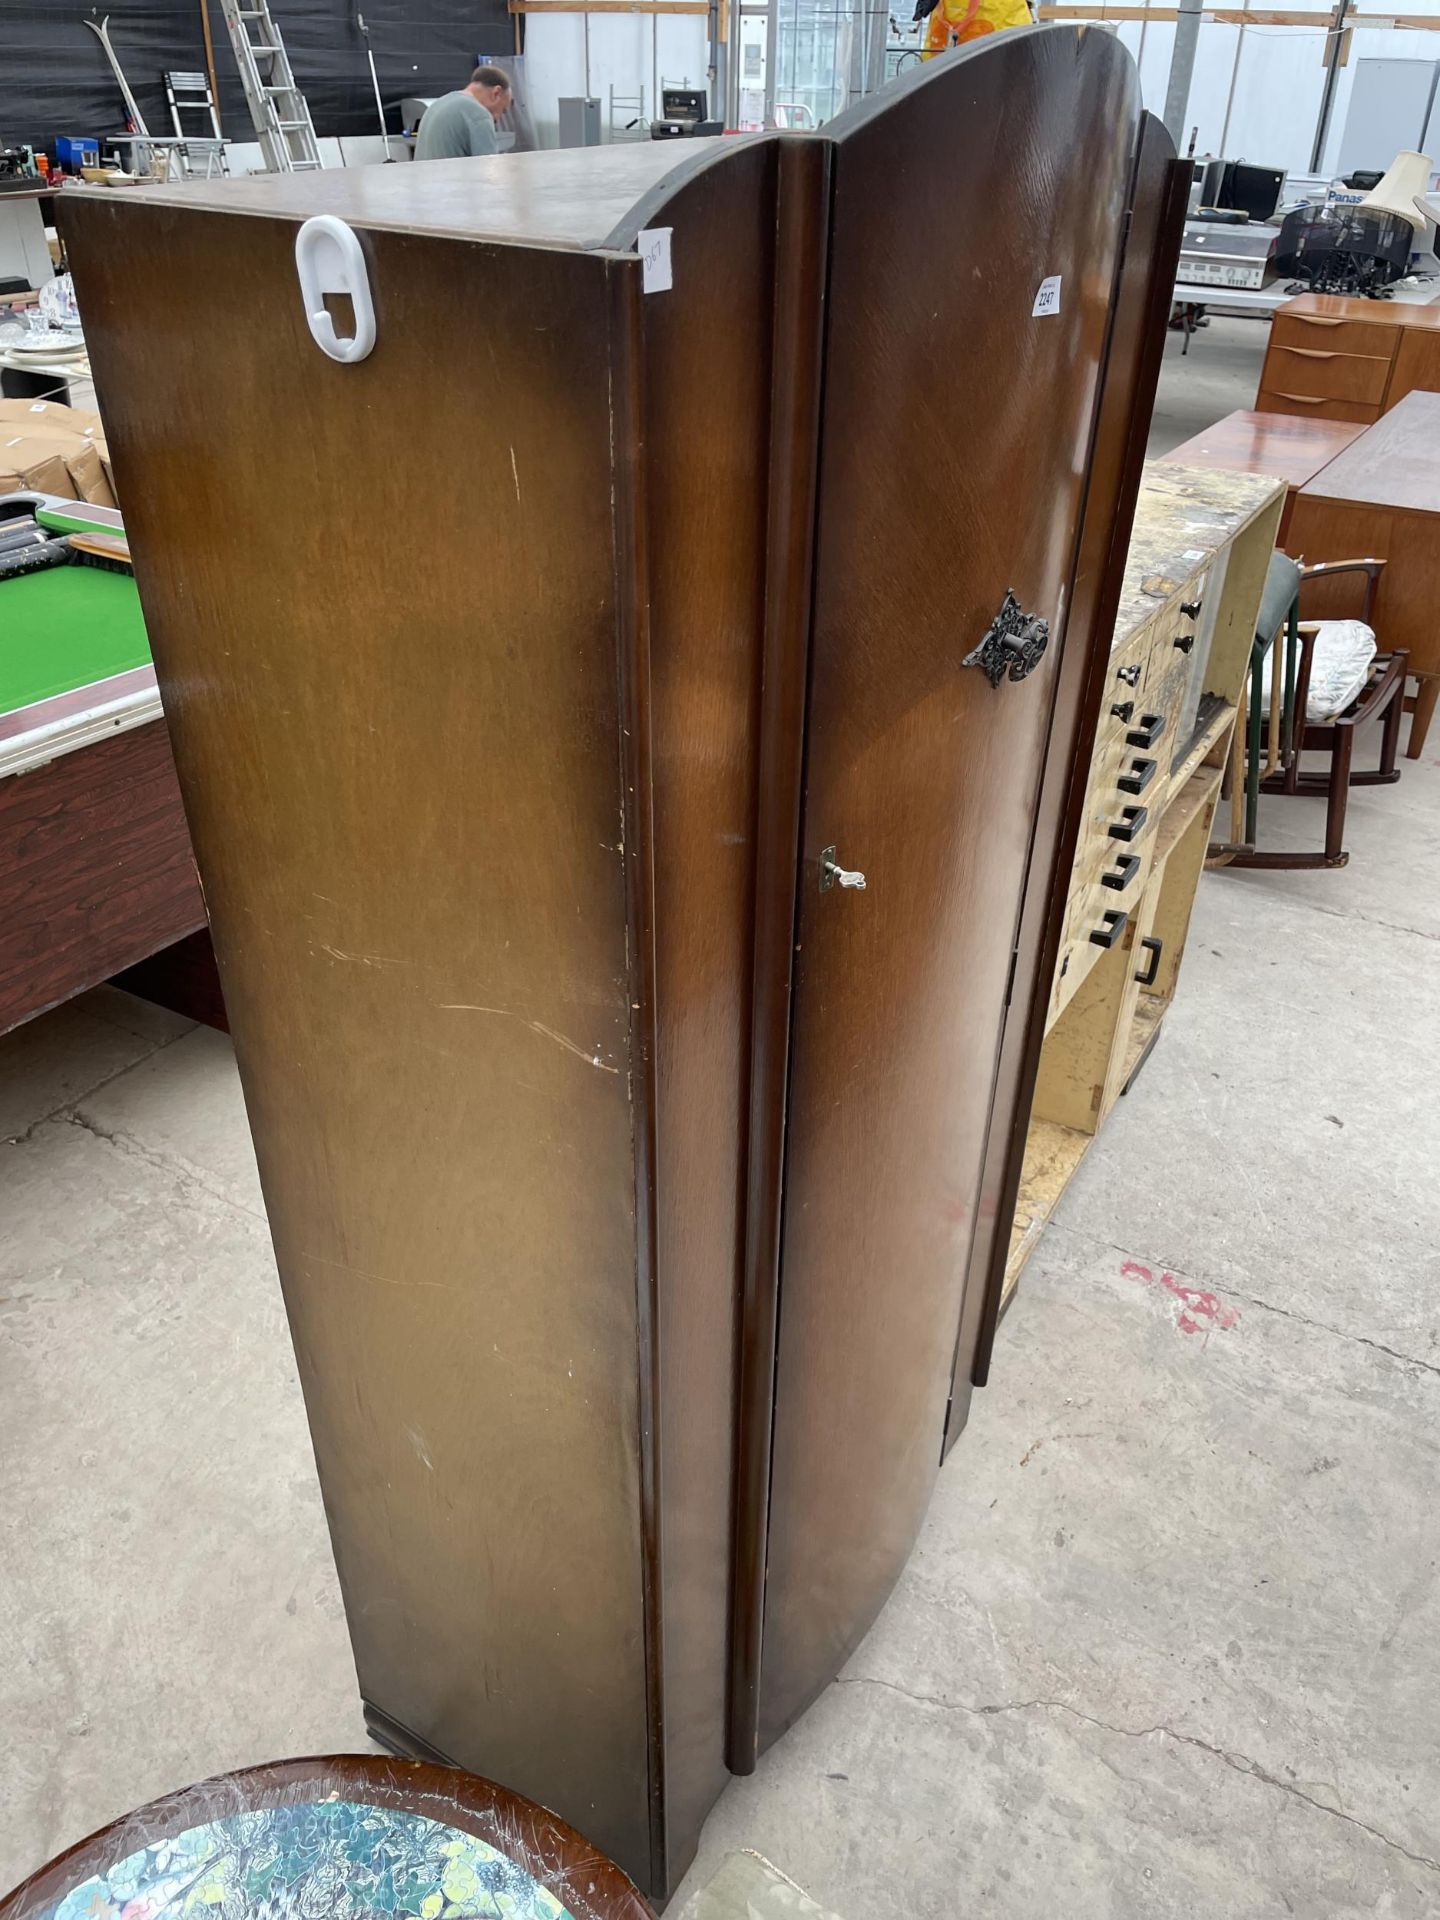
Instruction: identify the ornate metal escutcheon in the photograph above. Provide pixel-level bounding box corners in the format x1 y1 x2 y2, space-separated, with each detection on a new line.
962 589 1051 688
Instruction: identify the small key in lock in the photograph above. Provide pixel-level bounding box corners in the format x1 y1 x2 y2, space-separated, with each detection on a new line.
819 845 866 892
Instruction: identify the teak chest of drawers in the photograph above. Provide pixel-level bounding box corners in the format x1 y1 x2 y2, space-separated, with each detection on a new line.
999 463 1285 1310
1256 292 1440 427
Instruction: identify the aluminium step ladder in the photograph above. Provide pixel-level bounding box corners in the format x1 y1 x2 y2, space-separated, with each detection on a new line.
164 71 229 176
219 0 323 172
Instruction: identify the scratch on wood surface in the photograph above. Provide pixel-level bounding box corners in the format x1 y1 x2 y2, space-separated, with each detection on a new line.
529 1019 619 1072
320 944 407 968
509 446 521 503
439 1004 620 1073
301 1251 462 1295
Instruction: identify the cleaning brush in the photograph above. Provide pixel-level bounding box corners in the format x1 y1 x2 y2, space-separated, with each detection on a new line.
65 532 133 573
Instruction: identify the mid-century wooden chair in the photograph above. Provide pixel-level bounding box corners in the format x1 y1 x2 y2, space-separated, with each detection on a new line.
1211 551 1407 870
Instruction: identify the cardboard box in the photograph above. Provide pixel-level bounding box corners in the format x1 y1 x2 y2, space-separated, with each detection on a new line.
0 401 115 505
0 443 73 498
0 399 105 444
61 438 117 508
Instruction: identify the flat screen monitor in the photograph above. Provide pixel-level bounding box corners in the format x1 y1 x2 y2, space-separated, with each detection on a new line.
1218 161 1285 221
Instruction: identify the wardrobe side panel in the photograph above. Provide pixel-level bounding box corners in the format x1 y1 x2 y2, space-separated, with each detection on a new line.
63 200 654 1877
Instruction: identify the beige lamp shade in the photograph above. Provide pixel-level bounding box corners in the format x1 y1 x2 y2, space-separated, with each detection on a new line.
1359 149 1434 230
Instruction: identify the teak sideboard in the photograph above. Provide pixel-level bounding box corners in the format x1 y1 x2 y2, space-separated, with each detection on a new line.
61 30 1188 1902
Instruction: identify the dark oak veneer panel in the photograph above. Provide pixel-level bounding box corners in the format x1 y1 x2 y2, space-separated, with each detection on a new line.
67 201 658 1879
72 141 729 250
757 29 1147 1743
959 111 1188 1417
59 39 1177 1896
635 139 776 1880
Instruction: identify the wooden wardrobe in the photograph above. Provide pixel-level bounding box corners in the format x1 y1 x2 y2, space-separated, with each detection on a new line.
62 32 1184 1901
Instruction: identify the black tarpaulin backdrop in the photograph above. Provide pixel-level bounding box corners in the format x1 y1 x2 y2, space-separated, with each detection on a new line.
0 0 512 150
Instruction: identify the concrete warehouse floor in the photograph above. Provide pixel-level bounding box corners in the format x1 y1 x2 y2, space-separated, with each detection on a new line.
5 316 1440 1915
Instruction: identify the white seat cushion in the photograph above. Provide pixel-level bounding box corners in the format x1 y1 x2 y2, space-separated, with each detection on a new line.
1260 619 1378 725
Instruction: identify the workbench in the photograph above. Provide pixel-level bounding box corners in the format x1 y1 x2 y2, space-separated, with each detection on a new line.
1003 463 1285 1305
0 500 205 1034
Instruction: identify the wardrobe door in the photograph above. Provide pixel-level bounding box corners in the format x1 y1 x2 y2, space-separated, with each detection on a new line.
957 109 1189 1428
758 26 1143 1743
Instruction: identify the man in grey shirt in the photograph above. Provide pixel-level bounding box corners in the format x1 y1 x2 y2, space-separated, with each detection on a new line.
414 67 512 160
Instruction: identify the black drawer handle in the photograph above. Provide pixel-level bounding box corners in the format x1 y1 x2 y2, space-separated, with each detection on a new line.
1173 632 1196 655
1101 852 1141 892
1116 661 1142 687
1126 711 1166 748
1180 600 1203 620
1089 908 1129 950
1134 935 1164 987
1118 755 1158 796
1110 699 1135 723
1107 804 1149 842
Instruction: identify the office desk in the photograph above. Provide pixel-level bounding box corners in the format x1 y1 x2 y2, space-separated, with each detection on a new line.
0 516 206 1033
1285 391 1440 759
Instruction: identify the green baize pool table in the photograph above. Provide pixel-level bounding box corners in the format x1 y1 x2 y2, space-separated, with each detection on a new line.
0 497 209 1034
